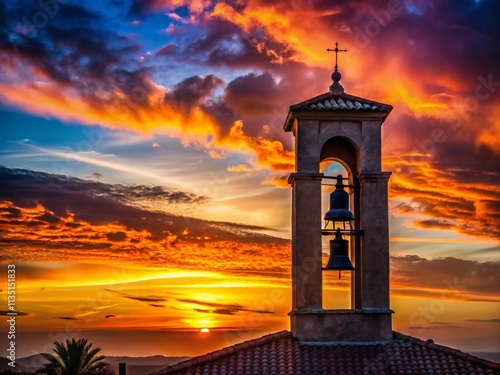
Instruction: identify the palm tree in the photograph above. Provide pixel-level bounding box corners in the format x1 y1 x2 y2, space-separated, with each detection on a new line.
37 338 114 375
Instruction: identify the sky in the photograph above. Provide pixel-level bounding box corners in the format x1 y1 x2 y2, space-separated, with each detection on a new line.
0 0 499 360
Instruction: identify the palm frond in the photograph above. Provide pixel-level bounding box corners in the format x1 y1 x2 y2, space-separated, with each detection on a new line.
37 338 113 375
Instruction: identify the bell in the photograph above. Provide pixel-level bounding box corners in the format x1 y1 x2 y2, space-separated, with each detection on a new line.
323 229 355 273
324 175 354 223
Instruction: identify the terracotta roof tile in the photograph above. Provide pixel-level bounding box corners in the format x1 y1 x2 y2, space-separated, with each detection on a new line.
152 331 500 375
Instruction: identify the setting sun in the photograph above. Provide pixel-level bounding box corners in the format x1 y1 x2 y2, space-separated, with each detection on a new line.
200 328 210 333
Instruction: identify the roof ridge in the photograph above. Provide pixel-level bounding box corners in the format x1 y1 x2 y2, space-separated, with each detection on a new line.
284 90 393 131
151 330 291 375
393 331 500 371
289 91 392 111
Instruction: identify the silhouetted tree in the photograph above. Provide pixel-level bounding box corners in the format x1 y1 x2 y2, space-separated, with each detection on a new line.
37 338 113 375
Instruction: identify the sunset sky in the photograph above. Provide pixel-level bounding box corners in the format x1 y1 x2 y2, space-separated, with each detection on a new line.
0 0 499 359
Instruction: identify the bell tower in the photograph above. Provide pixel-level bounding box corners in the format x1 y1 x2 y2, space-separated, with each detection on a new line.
284 45 394 342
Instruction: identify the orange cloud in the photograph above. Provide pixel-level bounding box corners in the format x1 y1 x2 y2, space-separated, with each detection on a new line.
223 121 294 171
385 155 500 239
389 255 500 302
227 164 253 173
262 175 290 189
210 2 349 68
0 80 182 134
0 77 295 172
0 200 290 277
2 0 499 247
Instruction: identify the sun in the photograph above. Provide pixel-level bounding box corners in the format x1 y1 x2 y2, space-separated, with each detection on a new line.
200 328 210 333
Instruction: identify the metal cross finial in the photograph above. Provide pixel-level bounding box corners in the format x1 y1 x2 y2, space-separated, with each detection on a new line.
327 42 347 72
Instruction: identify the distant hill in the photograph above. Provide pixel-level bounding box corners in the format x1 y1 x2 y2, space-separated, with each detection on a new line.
0 357 30 373
470 352 500 363
1 355 189 375
3 353 498 375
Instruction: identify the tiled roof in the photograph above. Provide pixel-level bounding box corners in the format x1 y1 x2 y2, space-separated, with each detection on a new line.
283 91 393 131
152 331 500 375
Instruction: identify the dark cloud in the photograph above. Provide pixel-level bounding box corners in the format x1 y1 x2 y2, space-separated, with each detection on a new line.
0 168 291 277
1 0 497 284
193 308 210 313
387 114 500 177
36 211 61 224
232 66 332 138
204 29 294 70
196 0 500 179
338 0 500 85
0 1 300 154
393 202 415 215
466 319 500 323
386 108 500 238
0 167 278 244
390 169 500 238
225 71 282 117
0 2 155 109
164 74 224 114
0 310 29 316
155 44 176 57
109 183 207 204
177 298 274 315
105 289 168 303
106 231 127 242
166 12 328 133
0 167 193 238
0 0 312 158
149 304 165 308
180 20 269 69
200 101 238 135
391 255 500 297
105 314 116 318
127 0 170 17
412 220 455 230
0 206 22 219
163 1 341 76
57 316 79 320
408 323 461 330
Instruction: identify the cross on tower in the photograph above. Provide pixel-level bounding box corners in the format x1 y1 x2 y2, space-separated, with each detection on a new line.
327 42 347 72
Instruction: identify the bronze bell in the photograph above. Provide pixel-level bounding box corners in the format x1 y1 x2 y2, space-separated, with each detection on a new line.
323 228 355 275
324 175 354 223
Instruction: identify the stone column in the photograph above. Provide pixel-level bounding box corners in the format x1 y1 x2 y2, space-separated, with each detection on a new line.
351 175 362 309
359 172 391 309
288 172 324 311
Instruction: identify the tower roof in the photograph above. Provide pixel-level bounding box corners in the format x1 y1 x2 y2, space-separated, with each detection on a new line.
283 48 392 132
152 331 500 375
283 91 393 132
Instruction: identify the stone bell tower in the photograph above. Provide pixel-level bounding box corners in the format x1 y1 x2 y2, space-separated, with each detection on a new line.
283 45 394 342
